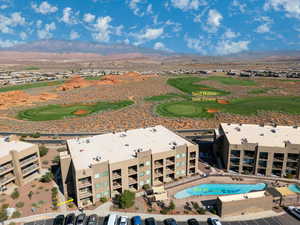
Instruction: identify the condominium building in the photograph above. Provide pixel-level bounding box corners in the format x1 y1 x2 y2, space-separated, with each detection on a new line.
215 123 300 178
60 125 198 207
0 136 41 191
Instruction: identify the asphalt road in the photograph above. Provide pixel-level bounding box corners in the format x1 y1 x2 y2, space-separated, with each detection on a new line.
23 214 300 225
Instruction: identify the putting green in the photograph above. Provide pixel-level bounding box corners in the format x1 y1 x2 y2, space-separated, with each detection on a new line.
156 96 300 118
18 100 134 121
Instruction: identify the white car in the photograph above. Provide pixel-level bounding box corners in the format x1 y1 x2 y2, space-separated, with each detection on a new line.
208 218 222 225
288 206 300 219
119 216 129 225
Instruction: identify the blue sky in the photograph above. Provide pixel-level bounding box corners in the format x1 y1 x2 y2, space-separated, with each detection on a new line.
0 0 299 55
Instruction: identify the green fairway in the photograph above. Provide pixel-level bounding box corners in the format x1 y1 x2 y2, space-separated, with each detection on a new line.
0 80 64 93
167 77 230 96
207 76 256 86
144 93 190 102
17 100 134 121
24 66 40 70
248 88 277 94
155 96 300 118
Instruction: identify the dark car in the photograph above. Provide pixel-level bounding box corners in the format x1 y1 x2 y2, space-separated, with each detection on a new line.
187 219 199 225
76 214 86 225
164 218 177 225
65 213 76 225
53 215 65 225
87 214 98 225
145 217 156 225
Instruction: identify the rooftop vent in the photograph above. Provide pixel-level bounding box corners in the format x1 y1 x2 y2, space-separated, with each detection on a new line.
120 133 127 137
259 123 264 127
241 138 248 144
80 149 85 152
95 156 101 161
293 126 298 129
125 144 129 147
86 139 90 144
273 123 277 128
271 129 276 133
235 127 241 132
88 164 92 168
260 133 264 136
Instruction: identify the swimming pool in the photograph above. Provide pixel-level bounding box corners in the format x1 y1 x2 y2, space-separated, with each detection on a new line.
174 183 266 199
288 184 300 193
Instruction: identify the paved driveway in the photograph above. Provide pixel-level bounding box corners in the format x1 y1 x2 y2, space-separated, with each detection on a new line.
24 214 300 225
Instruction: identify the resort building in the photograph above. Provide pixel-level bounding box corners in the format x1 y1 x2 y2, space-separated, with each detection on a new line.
60 125 198 207
216 191 273 217
0 136 41 191
215 123 300 178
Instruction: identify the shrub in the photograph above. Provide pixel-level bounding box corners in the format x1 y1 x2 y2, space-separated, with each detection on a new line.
39 172 54 183
142 184 151 190
28 191 33 199
15 202 24 208
42 160 49 165
100 197 108 203
169 200 175 210
9 222 16 225
57 147 67 152
117 190 135 209
11 211 21 218
197 208 206 214
52 156 60 164
160 208 169 214
39 145 49 157
11 188 19 199
30 132 41 138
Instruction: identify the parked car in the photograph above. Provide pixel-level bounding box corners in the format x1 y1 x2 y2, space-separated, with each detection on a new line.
87 214 98 225
187 218 199 225
65 213 76 225
145 217 156 225
133 216 142 225
119 216 129 225
76 214 86 225
207 218 222 225
164 218 177 225
53 215 65 225
288 206 300 219
107 214 119 225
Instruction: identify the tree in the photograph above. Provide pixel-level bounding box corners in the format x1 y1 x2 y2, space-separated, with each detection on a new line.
117 190 135 209
52 156 60 164
10 188 19 200
28 191 33 200
39 145 49 157
39 172 54 183
169 200 175 211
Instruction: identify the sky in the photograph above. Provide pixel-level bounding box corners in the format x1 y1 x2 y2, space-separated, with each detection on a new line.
0 0 300 55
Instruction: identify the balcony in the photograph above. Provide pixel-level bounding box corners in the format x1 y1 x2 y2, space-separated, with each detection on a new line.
113 182 122 189
154 160 164 168
20 155 38 166
79 191 93 198
0 174 15 185
288 157 299 162
166 168 175 174
128 177 138 185
154 170 163 177
128 168 137 175
166 159 175 166
22 164 39 175
230 162 240 167
189 152 196 159
78 179 92 188
0 163 13 175
112 172 121 179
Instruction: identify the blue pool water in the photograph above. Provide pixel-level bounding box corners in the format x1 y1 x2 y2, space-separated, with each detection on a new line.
174 183 266 199
288 184 300 193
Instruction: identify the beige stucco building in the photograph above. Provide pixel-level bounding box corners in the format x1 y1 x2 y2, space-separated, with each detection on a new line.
215 123 300 178
0 136 41 191
60 125 198 207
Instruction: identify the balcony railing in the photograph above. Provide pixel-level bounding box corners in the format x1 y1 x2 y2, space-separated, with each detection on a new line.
78 180 92 187
0 163 13 174
113 183 122 189
79 191 93 198
154 161 164 167
22 164 39 175
128 169 137 175
166 160 175 165
274 157 284 161
20 155 38 166
288 157 298 162
112 173 121 179
0 174 15 184
128 177 138 185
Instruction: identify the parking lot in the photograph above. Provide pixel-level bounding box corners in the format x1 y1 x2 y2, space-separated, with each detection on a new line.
23 214 300 225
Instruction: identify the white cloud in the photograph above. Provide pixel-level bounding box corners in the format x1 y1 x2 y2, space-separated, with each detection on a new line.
146 4 153 14
92 16 112 42
20 31 27 40
171 0 207 11
231 0 246 13
129 0 145 16
206 9 222 32
0 12 26 34
70 31 80 40
153 42 172 52
256 23 271 33
83 13 95 23
0 39 20 48
133 28 164 45
264 0 300 19
184 35 207 54
224 29 239 39
37 22 56 39
215 40 249 55
32 1 58 15
36 20 43 28
61 7 78 25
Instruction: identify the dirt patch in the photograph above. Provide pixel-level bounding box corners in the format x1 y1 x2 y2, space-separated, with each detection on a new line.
207 108 219 113
0 90 57 110
217 99 230 104
73 109 89 115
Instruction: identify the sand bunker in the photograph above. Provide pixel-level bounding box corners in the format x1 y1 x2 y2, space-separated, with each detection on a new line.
217 99 230 104
58 72 158 91
0 91 57 110
207 108 219 113
73 109 89 115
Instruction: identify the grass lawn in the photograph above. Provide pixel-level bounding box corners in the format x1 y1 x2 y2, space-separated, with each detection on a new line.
24 66 40 70
0 80 64 93
167 77 230 96
207 76 256 86
144 93 190 101
17 100 134 121
156 96 300 118
248 88 277 94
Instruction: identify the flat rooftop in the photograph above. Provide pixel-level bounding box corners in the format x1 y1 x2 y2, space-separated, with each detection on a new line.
0 137 35 158
67 125 193 170
220 123 300 147
218 191 266 202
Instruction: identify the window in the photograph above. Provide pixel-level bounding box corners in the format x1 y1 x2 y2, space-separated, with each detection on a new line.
146 170 151 175
176 171 180 175
139 172 145 177
181 153 186 158
140 181 144 186
145 161 151 166
95 171 108 178
146 179 150 184
94 173 100 179
176 154 180 159
139 163 144 168
96 194 101 199
181 170 185 175
95 183 101 189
